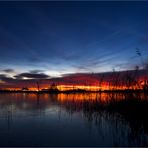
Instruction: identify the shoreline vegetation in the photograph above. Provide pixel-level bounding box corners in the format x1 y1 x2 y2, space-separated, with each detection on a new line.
0 69 147 93
0 84 148 94
0 88 147 93
0 89 148 94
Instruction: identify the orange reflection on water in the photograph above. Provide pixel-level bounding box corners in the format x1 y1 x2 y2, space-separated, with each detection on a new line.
57 93 124 104
57 85 101 91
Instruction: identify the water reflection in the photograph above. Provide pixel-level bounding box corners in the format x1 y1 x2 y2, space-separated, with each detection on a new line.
0 92 147 146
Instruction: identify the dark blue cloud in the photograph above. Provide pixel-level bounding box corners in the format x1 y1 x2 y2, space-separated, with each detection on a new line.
14 72 50 79
29 70 44 74
2 69 14 73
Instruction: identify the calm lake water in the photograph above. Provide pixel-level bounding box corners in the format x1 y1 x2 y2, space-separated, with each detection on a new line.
0 92 147 146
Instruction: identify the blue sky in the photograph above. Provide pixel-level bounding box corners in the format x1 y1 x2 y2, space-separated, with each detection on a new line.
0 1 148 78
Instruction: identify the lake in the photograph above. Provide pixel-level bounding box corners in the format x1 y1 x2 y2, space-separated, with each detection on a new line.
0 92 147 146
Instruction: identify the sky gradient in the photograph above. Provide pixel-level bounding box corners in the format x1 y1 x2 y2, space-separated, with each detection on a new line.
0 1 148 79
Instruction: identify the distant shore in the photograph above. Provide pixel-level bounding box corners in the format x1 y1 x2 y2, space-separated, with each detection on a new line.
0 89 147 94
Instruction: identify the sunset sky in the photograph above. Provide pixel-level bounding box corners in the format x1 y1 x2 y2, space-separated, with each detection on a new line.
0 1 148 82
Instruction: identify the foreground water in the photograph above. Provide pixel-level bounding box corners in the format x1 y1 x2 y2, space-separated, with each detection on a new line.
0 92 147 146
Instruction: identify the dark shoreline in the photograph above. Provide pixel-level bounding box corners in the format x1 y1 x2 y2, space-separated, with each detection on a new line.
0 89 147 94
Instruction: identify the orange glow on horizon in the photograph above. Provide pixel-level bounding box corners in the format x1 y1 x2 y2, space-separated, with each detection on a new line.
0 76 147 91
